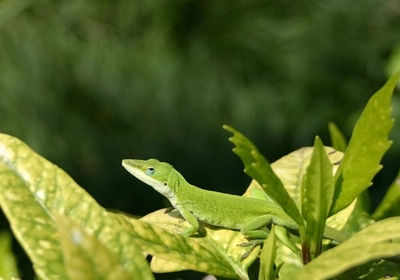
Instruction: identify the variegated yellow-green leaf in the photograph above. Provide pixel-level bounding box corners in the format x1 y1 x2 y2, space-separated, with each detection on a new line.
330 73 400 214
0 133 153 280
372 169 400 220
258 225 277 280
0 231 19 279
55 213 133 280
301 136 334 259
135 208 259 280
328 122 347 152
283 217 400 280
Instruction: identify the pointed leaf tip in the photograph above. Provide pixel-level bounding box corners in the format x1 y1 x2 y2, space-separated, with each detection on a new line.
330 73 399 214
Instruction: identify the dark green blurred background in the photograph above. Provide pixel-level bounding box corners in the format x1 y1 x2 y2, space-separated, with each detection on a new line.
1 0 400 278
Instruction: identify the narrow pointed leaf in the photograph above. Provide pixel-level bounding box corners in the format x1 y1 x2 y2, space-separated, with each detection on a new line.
223 125 304 230
331 73 400 214
55 214 133 280
328 122 347 152
301 136 334 258
283 217 400 280
372 169 400 220
259 225 277 280
0 133 153 280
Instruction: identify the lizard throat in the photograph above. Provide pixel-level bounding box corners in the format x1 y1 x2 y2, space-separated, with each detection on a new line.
126 167 175 200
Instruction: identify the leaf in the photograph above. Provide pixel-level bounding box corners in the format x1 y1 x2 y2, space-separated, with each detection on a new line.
328 122 347 152
330 73 400 214
334 260 400 280
249 146 352 232
342 192 375 235
136 208 259 280
223 125 305 232
0 231 19 279
301 136 334 258
325 199 357 231
270 146 342 209
0 133 153 280
275 241 302 279
283 217 400 280
55 213 133 280
372 169 400 220
258 225 277 280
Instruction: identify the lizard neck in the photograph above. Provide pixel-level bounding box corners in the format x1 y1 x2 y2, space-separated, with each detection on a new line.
164 170 192 206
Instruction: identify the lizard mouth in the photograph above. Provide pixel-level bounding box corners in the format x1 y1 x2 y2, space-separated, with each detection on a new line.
122 159 174 199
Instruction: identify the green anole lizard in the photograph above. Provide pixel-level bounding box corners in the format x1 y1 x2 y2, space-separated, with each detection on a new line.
122 158 348 243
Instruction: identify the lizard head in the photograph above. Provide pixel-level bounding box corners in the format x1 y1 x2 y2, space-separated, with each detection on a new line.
122 158 182 199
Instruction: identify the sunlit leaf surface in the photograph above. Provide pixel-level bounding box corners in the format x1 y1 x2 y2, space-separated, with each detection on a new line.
331 73 400 214
55 214 133 280
0 133 153 280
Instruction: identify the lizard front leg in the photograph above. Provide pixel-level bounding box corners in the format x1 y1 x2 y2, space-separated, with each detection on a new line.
176 206 200 237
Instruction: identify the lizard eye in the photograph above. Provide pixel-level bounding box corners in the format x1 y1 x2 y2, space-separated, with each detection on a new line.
145 167 155 175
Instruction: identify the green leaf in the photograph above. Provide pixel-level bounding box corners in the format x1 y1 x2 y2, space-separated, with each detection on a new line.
259 225 277 280
270 146 342 209
301 136 334 259
55 213 133 280
0 133 153 280
372 169 400 220
0 231 19 279
328 122 347 152
325 199 357 231
134 208 259 280
334 260 400 280
330 73 400 214
247 146 353 232
275 241 303 279
341 194 374 235
283 217 400 280
223 125 305 232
